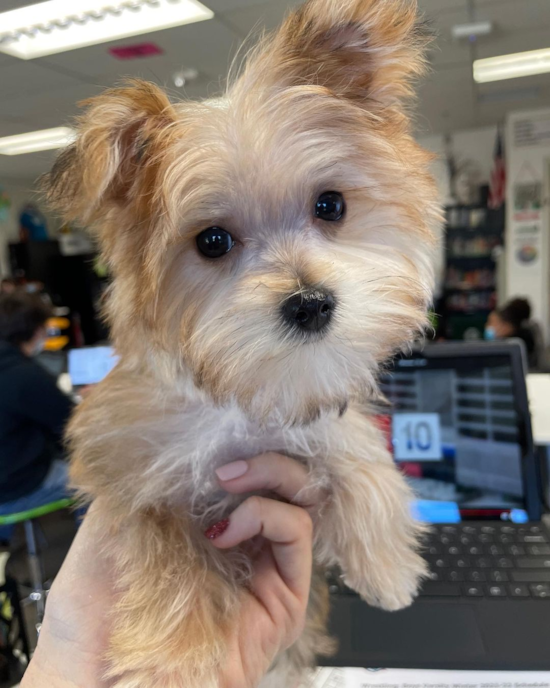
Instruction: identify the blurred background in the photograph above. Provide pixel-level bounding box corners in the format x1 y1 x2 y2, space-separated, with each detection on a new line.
0 3 550 684
1 0 550 348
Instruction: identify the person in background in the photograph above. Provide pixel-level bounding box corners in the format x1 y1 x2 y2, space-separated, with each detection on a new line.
485 297 539 368
0 292 73 529
0 278 16 295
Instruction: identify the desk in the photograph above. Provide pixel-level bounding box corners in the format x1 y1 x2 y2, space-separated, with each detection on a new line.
527 374 550 446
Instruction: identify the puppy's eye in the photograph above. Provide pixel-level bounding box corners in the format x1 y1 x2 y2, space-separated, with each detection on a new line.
196 227 235 258
315 191 345 222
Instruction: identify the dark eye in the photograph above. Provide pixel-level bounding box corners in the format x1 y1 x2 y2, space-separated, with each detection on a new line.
196 227 234 258
315 191 345 222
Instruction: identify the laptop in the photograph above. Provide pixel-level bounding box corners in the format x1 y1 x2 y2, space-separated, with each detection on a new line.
67 346 119 390
328 341 550 670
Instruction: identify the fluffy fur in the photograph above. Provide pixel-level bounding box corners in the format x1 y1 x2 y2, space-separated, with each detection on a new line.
43 0 441 685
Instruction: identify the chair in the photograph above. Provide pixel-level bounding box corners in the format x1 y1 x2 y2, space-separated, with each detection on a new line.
0 498 74 633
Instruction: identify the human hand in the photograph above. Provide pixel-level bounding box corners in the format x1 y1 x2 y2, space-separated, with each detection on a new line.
210 453 318 688
22 453 317 688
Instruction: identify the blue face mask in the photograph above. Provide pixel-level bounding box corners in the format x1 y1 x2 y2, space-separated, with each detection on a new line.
484 326 497 341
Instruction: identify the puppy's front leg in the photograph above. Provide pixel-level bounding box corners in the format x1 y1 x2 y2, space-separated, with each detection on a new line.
95 506 237 688
315 415 428 611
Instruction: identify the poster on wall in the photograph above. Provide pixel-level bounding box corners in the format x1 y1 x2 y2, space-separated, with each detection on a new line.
514 181 542 213
513 113 550 148
512 214 542 267
0 186 10 223
511 167 544 268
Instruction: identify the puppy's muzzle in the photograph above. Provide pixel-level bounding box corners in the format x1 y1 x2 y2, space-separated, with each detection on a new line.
281 288 335 335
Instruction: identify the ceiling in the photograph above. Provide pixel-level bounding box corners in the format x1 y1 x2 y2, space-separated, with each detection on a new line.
1 0 549 184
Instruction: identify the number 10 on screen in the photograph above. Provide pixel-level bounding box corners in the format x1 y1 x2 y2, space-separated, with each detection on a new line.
392 413 442 461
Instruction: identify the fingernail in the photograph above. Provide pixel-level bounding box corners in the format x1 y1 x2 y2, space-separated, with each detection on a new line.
204 518 230 540
215 460 249 482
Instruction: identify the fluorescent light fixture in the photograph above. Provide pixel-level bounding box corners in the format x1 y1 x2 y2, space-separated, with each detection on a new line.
0 127 76 155
0 0 214 60
474 48 550 83
452 21 493 41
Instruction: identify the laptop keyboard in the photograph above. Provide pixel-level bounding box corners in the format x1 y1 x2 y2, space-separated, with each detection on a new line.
326 522 550 600
422 523 550 599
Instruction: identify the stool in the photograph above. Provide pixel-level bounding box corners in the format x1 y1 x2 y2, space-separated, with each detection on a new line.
0 498 74 633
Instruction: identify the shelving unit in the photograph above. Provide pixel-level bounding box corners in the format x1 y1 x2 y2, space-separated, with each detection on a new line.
440 204 505 340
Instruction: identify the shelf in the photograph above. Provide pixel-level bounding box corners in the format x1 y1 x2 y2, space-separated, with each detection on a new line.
447 309 492 316
444 285 495 292
447 253 494 260
446 226 504 235
446 255 496 264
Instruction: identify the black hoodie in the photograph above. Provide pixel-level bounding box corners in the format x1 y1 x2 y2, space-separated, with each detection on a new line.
0 341 73 501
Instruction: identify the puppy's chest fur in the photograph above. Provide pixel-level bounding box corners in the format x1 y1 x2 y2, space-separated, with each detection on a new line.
72 370 361 525
151 399 336 523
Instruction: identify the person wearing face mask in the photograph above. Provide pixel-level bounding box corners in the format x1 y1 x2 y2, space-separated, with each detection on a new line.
485 297 539 368
0 292 73 526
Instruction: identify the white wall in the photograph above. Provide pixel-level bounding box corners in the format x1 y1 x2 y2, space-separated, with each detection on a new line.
0 178 60 278
506 108 550 338
417 125 498 204
417 125 498 294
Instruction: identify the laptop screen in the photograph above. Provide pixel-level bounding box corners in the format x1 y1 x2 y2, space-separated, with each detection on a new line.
378 350 530 524
68 346 119 386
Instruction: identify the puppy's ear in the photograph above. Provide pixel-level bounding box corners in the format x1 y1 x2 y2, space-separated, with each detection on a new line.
239 0 429 107
42 79 175 225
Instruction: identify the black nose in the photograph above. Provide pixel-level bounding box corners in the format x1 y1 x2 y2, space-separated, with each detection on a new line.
282 289 335 334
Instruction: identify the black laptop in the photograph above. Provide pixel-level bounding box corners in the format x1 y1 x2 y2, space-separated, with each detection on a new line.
328 342 550 670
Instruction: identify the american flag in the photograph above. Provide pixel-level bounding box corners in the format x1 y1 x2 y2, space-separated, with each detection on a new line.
488 129 506 210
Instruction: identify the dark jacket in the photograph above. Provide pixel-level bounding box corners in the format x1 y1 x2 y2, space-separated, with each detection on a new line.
0 341 73 501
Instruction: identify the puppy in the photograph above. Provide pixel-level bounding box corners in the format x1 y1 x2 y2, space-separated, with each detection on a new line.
44 0 440 685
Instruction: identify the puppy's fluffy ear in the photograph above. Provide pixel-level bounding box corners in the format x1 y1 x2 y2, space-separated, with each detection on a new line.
42 79 175 225
239 0 430 107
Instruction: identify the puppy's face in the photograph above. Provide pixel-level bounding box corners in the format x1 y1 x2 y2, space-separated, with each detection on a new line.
46 0 440 424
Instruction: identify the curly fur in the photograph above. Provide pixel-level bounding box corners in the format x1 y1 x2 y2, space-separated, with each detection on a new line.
43 0 440 685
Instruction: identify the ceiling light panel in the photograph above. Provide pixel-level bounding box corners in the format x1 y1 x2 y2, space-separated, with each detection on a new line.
0 0 214 60
474 48 550 83
0 127 76 155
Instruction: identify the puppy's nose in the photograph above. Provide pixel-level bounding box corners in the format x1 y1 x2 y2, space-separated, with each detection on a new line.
282 289 335 334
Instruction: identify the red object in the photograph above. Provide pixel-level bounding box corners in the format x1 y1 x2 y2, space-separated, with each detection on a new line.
204 518 230 540
400 462 422 478
488 130 506 210
373 414 393 454
109 43 163 60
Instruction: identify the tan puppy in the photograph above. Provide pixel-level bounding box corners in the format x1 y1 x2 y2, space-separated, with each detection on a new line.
44 0 440 685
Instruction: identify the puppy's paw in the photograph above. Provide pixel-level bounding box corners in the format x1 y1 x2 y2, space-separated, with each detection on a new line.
344 549 428 612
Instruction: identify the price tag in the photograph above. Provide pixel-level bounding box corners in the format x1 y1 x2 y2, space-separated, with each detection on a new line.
392 413 442 461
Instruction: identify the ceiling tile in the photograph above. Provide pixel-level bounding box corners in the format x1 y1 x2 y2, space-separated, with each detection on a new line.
416 65 476 134
474 0 550 34
206 0 275 11
476 26 550 60
0 147 57 186
36 17 240 82
0 83 99 129
427 8 472 66
222 0 300 36
0 60 84 101
419 0 467 15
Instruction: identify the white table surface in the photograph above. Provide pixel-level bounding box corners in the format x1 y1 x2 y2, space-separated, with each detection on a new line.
527 374 550 446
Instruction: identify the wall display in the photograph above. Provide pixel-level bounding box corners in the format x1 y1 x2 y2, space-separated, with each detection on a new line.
513 221 542 266
514 113 550 148
507 105 550 333
0 186 10 223
514 181 542 213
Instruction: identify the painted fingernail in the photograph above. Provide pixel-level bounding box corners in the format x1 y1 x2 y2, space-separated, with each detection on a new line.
205 518 230 540
215 460 249 482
